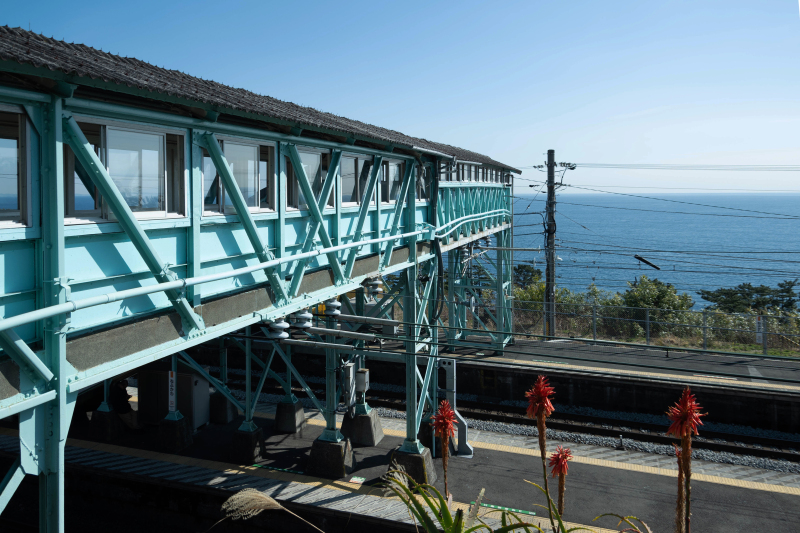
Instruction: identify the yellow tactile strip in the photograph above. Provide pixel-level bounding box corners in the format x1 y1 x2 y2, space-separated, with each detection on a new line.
294 417 800 497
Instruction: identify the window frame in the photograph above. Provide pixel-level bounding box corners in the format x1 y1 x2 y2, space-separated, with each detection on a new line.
64 116 188 224
340 152 376 208
0 106 31 229
202 136 275 217
381 159 404 204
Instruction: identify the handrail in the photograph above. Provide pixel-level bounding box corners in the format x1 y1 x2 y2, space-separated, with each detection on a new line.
0 208 506 335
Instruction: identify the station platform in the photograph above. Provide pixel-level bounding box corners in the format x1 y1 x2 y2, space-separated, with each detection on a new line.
3 399 799 532
441 337 800 392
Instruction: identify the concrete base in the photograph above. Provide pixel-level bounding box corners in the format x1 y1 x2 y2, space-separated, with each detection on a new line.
390 447 437 485
90 410 126 442
274 400 305 433
158 417 193 453
307 438 354 479
230 428 265 465
209 390 236 424
340 410 384 446
416 421 441 456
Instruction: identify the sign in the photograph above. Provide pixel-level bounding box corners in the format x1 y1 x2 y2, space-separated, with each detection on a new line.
756 316 763 344
168 370 176 412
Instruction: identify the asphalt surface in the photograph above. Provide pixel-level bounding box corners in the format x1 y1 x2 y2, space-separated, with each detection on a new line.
69 411 798 533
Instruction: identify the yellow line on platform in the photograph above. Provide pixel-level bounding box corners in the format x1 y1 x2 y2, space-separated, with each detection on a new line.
297 419 800 496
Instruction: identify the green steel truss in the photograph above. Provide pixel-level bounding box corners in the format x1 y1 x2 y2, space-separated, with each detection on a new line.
0 85 512 532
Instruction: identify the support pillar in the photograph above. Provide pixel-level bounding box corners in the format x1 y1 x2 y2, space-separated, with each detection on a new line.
159 354 192 452
274 343 304 433
40 96 79 533
391 259 436 485
308 299 353 478
341 288 384 446
210 338 236 424
232 325 263 464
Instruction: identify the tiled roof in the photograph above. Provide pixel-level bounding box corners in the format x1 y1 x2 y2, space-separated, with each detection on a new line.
0 26 518 171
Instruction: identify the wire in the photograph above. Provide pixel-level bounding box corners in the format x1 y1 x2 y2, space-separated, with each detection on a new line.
555 201 800 220
517 179 799 219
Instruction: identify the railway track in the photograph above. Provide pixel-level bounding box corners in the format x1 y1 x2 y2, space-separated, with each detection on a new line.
214 372 800 464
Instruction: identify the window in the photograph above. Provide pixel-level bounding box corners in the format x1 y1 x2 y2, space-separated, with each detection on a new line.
259 146 274 210
0 111 27 224
285 148 333 211
203 140 272 215
107 128 165 214
64 122 102 218
381 160 402 203
416 165 429 200
63 122 184 221
340 154 375 206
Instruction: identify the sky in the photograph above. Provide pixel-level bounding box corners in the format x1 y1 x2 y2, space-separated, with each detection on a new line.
4 1 800 194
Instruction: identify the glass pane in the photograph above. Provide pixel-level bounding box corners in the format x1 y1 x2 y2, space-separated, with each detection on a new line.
107 129 164 212
298 151 320 208
74 145 98 211
224 143 258 209
357 158 374 204
341 156 358 203
0 112 19 216
203 155 220 210
259 159 270 209
389 163 401 201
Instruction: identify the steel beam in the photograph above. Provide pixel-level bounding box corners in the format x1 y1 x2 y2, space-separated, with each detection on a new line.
62 115 204 333
0 459 25 516
287 148 344 295
285 144 346 286
0 329 53 383
200 133 289 303
343 156 383 277
178 351 244 413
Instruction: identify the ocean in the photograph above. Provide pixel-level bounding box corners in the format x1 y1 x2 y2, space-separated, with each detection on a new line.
511 192 800 309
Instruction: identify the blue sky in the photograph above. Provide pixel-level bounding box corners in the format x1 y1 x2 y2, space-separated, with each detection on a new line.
4 1 800 193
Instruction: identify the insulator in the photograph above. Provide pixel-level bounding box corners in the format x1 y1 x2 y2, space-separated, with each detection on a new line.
267 318 290 339
290 309 313 329
367 279 383 300
323 298 342 316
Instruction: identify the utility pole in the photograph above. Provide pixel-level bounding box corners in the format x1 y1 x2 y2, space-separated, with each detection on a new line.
545 149 556 338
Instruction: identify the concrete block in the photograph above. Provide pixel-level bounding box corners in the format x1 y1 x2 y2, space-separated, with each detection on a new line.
91 410 126 442
158 416 193 453
307 439 354 479
416 421 441 456
274 400 305 433
390 447 437 485
230 428 265 465
209 390 236 424
340 410 384 446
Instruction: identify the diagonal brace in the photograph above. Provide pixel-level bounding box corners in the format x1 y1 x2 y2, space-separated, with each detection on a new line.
0 458 25 516
285 144 346 286
267 338 325 413
289 150 343 296
62 116 204 332
344 155 383 277
0 330 53 383
200 133 289 303
177 351 244 412
379 161 416 269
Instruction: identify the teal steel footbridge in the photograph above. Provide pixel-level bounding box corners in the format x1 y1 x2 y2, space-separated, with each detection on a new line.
0 26 518 531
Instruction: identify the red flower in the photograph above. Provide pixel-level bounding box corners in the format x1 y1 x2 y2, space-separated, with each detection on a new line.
549 446 572 478
431 400 457 439
526 375 555 419
666 387 705 438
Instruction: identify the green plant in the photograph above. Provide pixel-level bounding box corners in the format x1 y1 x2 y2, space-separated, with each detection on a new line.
667 387 705 533
431 399 458 497
213 488 323 532
382 464 539 532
